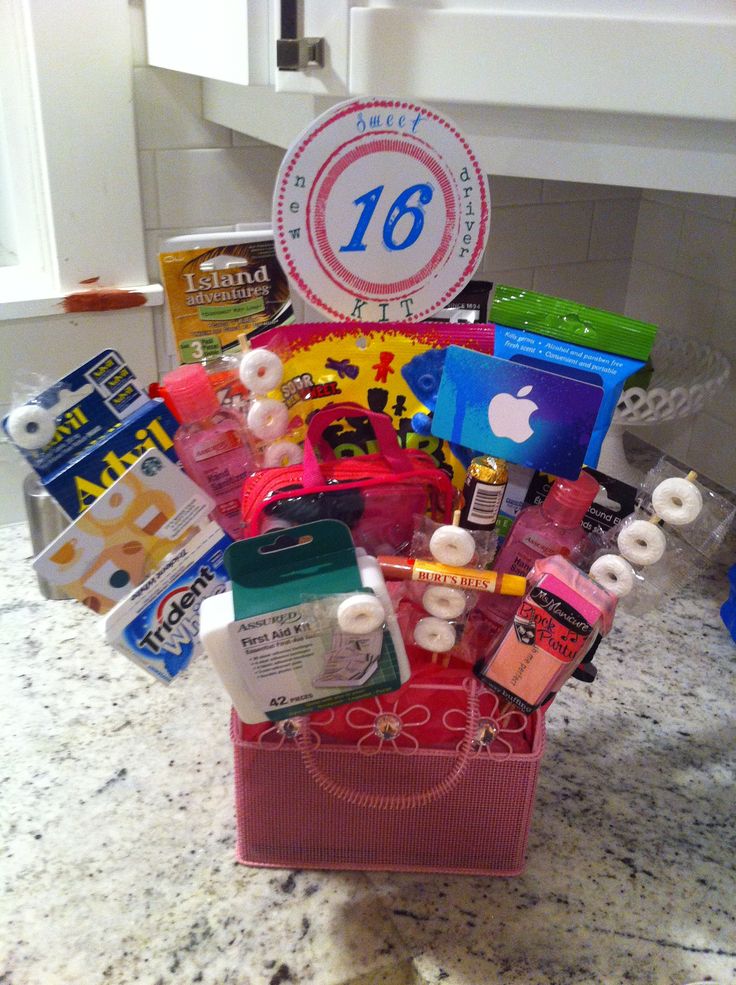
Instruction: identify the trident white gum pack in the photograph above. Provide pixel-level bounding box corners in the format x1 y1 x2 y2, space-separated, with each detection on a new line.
103 522 231 683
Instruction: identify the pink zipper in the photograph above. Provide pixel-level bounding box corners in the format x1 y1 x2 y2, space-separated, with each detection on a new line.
241 451 454 535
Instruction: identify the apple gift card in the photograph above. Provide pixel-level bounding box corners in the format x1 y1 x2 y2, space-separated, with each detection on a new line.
431 347 603 479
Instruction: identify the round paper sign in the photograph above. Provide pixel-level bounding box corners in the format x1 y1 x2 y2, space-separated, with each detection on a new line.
272 98 490 322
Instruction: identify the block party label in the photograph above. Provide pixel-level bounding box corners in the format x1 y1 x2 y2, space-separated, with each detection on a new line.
272 98 490 322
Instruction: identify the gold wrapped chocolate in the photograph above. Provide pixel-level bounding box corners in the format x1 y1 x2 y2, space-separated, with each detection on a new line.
459 455 508 531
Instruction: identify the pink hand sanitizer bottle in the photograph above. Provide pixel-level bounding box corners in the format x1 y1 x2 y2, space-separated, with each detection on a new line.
475 470 601 640
163 364 257 540
494 470 600 578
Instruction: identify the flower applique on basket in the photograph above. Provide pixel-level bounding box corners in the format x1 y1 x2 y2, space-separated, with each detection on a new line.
257 710 335 750
443 683 527 761
346 697 431 756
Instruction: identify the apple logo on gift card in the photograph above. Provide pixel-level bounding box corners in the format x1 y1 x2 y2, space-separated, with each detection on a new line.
488 385 538 443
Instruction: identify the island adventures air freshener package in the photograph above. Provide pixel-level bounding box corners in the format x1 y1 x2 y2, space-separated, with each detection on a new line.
158 231 293 364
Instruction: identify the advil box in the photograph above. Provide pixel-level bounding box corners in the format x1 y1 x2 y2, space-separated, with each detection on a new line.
3 348 179 519
43 400 179 519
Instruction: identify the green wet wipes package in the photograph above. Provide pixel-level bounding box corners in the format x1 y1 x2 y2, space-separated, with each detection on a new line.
491 285 657 361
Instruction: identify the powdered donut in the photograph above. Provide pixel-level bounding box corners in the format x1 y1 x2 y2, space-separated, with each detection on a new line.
429 524 476 567
617 519 667 566
652 476 703 526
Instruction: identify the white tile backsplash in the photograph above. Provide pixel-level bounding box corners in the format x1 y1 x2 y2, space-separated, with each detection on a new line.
489 176 543 207
134 67 231 151
484 201 594 271
128 0 148 68
623 184 736 488
687 412 736 490
712 289 736 358
680 411 736 491
231 131 271 148
702 369 736 428
643 188 736 223
674 210 736 291
137 150 159 227
589 198 640 262
632 199 684 268
625 262 719 339
485 268 535 291
155 146 284 227
532 260 631 312
542 181 639 203
635 420 694 465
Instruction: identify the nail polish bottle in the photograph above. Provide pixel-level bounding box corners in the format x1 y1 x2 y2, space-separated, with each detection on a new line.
475 554 617 714
163 364 258 539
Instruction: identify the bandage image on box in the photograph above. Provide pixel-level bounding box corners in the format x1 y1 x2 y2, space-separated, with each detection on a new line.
33 450 215 614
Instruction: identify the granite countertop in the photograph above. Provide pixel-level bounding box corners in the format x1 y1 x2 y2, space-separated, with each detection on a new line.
1 519 734 985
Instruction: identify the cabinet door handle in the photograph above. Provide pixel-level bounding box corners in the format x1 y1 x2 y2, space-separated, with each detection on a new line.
277 0 324 71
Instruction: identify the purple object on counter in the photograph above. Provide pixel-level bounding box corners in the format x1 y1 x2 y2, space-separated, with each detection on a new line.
720 563 736 643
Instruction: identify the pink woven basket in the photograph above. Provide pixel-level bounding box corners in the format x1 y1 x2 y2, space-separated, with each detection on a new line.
231 678 546 876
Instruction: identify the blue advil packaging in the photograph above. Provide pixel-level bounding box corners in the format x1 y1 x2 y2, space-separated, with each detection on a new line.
2 349 179 518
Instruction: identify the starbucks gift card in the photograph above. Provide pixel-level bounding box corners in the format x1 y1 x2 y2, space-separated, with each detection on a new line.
33 450 215 614
431 347 603 479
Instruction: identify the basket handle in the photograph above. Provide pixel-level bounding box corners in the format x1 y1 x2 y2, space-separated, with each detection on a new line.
302 403 412 486
294 680 480 811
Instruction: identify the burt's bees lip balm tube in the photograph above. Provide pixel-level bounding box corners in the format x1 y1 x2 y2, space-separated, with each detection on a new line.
459 455 508 531
377 556 527 597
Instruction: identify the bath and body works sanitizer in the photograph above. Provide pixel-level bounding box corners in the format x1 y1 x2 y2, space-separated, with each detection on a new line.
162 364 258 540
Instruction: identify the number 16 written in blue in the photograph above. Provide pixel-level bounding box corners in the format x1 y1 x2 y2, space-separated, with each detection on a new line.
339 183 434 253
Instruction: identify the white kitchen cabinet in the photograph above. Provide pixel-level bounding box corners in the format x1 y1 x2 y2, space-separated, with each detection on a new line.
145 1 736 196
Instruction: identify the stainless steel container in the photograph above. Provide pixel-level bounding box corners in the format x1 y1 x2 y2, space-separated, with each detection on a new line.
23 472 70 600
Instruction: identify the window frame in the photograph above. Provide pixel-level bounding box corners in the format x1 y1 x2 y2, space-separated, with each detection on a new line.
0 0 162 319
